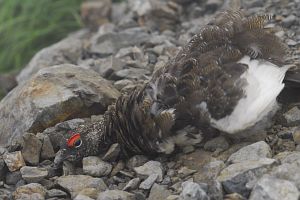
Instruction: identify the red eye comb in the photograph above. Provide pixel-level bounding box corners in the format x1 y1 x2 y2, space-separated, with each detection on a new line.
67 133 81 147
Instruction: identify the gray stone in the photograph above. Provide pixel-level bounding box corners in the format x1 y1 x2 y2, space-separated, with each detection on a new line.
21 133 42 165
194 160 225 181
90 27 150 56
204 136 229 152
97 190 136 200
283 106 300 126
139 174 158 190
36 133 55 160
102 143 121 162
0 188 12 200
217 158 277 197
56 175 107 198
83 156 113 177
0 64 119 146
20 166 48 183
134 161 164 182
227 141 272 164
13 183 47 200
148 183 172 200
126 155 148 170
114 79 134 91
292 127 300 144
281 152 300 164
17 31 87 83
0 158 6 180
75 194 95 200
3 151 25 172
114 68 150 80
180 181 209 200
206 0 223 12
178 166 197 178
249 176 299 200
123 178 140 191
5 171 22 185
270 162 300 189
282 15 297 28
46 189 68 198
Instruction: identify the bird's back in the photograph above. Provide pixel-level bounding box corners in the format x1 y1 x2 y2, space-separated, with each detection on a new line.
109 10 288 156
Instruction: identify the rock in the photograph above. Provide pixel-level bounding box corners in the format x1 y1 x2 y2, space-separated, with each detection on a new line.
0 188 12 200
81 0 112 30
114 79 134 91
46 189 68 199
90 27 150 56
139 174 158 190
0 64 120 145
97 190 136 200
13 183 47 200
0 158 7 180
75 194 95 200
134 161 164 182
36 133 55 160
3 151 25 172
249 176 299 200
75 188 99 200
167 195 180 200
281 152 300 164
17 31 87 83
102 143 121 162
217 158 277 197
83 156 113 177
206 0 223 12
180 181 209 200
5 171 22 185
56 175 107 198
194 160 225 182
283 106 300 126
123 178 140 191
114 68 150 80
282 14 297 28
126 155 148 170
292 127 300 144
148 183 171 200
270 162 300 189
178 166 197 178
20 166 48 183
21 133 42 165
204 136 230 152
287 39 298 46
227 141 272 164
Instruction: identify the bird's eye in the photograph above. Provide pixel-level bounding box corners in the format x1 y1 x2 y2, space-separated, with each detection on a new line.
67 133 82 148
74 139 82 148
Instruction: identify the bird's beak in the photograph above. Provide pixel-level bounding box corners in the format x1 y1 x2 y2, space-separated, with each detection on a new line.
53 149 65 168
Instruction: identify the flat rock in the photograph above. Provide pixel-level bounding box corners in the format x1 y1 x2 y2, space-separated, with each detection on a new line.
21 133 42 165
13 183 47 200
20 166 48 183
194 160 225 182
5 171 22 185
56 175 107 198
3 151 25 172
249 176 299 200
204 136 229 152
46 189 68 199
36 132 55 160
270 162 300 189
83 156 113 177
292 127 300 144
134 161 164 182
281 151 300 164
123 178 140 191
227 141 272 164
97 190 136 200
0 64 119 145
17 31 86 83
148 183 172 200
283 106 300 126
217 158 277 197
180 181 209 200
139 174 158 190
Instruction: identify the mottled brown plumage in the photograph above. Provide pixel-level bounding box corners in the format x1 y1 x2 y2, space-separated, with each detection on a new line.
54 10 292 165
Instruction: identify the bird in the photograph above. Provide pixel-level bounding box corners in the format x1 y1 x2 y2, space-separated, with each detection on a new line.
54 9 298 166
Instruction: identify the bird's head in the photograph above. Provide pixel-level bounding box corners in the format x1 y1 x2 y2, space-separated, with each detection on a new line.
53 131 88 167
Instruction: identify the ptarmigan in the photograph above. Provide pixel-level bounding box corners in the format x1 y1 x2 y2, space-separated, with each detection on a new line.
54 10 297 165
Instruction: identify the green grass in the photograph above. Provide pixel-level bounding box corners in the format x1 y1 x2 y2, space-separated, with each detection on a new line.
0 0 83 73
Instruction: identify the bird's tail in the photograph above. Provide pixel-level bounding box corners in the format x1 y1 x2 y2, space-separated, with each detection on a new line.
279 68 300 103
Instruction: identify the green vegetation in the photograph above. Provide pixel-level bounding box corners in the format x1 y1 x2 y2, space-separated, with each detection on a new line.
0 0 83 73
